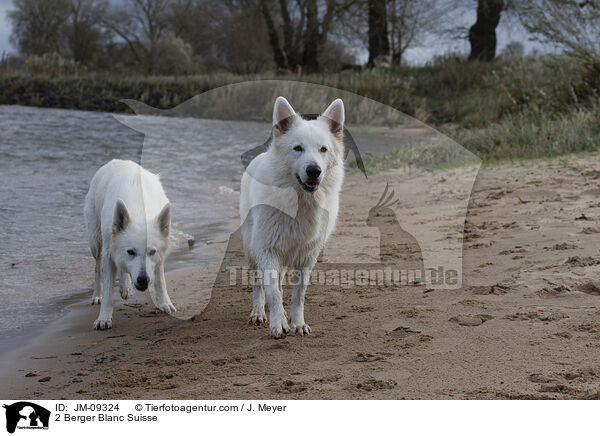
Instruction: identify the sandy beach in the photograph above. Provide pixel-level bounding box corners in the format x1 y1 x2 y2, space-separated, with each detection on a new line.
3 152 600 400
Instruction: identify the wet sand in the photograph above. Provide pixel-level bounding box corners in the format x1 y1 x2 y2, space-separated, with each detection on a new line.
3 154 600 399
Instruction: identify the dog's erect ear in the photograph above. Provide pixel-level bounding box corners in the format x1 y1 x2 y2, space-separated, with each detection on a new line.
157 203 171 237
320 98 345 139
273 96 297 137
112 200 130 234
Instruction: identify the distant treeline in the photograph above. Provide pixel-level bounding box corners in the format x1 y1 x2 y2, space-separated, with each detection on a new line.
1 54 597 125
4 0 598 76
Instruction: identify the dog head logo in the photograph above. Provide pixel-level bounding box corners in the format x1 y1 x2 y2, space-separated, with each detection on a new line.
3 402 50 434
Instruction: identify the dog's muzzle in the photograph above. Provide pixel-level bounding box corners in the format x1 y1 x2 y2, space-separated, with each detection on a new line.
135 275 149 291
296 174 319 192
297 165 322 192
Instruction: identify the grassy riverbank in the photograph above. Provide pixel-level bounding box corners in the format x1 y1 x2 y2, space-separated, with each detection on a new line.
1 54 599 162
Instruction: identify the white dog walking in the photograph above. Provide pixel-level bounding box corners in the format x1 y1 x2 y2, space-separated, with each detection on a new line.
240 96 345 338
84 159 175 330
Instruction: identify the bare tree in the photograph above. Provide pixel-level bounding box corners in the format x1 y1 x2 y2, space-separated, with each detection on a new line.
260 0 287 69
102 0 173 73
338 0 450 67
168 0 221 60
303 0 320 72
468 0 504 61
260 0 342 72
367 0 389 66
518 0 600 89
388 0 447 65
520 0 600 59
64 0 108 64
210 2 274 73
8 0 71 56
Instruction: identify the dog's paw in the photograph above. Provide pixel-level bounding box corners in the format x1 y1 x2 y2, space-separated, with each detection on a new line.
116 284 130 300
269 313 290 339
290 322 312 336
249 313 268 325
156 302 176 314
90 296 101 305
93 317 112 330
249 307 267 325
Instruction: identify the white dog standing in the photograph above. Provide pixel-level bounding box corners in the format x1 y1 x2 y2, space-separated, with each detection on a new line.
240 96 345 338
84 159 175 330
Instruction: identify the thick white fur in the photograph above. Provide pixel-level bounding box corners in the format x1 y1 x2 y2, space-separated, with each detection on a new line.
84 159 175 330
240 97 345 338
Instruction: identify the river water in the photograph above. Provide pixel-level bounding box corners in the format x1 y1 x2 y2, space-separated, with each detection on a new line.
0 105 273 349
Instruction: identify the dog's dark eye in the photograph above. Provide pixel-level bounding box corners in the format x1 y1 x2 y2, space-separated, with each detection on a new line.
320 146 327 153
127 249 136 256
293 145 303 152
148 249 156 256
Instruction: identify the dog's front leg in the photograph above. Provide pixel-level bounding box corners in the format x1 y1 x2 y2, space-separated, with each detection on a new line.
94 253 115 330
153 262 176 314
290 268 312 336
249 269 267 325
91 256 102 305
116 270 131 300
261 257 289 338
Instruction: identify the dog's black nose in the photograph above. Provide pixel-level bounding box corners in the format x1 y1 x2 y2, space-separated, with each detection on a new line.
136 275 148 290
306 165 321 179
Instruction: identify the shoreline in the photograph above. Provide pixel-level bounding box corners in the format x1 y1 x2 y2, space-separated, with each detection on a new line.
0 265 211 399
0 239 201 363
0 290 88 361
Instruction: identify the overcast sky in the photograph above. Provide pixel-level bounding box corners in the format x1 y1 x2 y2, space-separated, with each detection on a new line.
0 0 12 55
0 0 549 65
